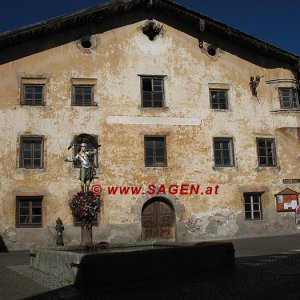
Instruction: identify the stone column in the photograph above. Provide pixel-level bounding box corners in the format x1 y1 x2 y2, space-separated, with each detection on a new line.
81 222 93 245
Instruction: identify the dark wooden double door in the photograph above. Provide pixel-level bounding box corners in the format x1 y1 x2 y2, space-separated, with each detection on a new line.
141 198 175 241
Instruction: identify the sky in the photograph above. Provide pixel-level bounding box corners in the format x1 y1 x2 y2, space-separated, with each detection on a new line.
0 0 299 56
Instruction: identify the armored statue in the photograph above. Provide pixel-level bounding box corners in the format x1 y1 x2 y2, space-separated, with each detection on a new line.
65 143 98 193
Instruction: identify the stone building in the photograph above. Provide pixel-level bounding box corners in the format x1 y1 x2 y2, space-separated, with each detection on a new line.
0 0 300 250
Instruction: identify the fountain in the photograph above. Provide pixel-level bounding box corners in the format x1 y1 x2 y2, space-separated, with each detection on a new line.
30 137 235 286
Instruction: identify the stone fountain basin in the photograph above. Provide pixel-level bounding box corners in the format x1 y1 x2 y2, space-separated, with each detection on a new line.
30 242 235 287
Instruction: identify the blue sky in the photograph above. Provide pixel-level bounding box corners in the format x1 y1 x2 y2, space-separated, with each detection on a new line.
1 0 299 55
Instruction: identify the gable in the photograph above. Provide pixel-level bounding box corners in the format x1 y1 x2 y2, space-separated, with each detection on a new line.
275 188 299 196
0 0 299 67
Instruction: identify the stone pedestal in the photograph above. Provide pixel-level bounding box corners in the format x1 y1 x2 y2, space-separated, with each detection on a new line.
81 223 93 245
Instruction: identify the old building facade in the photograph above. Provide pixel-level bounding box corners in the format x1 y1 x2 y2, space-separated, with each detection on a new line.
0 0 300 250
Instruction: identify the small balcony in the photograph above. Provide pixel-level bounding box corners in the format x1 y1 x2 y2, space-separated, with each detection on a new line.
270 109 300 129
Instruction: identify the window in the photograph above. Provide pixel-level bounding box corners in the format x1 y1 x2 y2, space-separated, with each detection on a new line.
210 89 228 109
145 136 167 167
244 193 262 220
16 196 43 227
257 138 276 166
72 85 94 106
20 137 43 168
213 138 234 167
21 84 44 105
73 135 98 168
279 88 299 109
141 77 164 107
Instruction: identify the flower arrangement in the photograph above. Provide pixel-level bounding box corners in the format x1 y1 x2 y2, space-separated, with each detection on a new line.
69 192 101 224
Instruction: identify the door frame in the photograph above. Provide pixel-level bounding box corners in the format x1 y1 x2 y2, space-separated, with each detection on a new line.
141 196 176 241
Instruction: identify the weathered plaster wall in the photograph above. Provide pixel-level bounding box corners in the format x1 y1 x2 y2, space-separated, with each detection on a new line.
0 20 299 249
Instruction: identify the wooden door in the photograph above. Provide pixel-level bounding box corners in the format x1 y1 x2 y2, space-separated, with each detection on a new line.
141 198 175 241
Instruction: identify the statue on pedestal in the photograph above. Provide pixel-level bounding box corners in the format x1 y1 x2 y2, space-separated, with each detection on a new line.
65 142 100 193
65 136 102 246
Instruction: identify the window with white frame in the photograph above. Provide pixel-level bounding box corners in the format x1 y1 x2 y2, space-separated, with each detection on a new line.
256 138 277 167
213 137 234 167
144 136 167 167
16 196 43 227
279 88 299 109
20 136 44 169
210 89 228 109
244 193 263 220
141 76 165 108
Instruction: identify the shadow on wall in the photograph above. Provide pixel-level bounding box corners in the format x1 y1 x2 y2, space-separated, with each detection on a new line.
0 235 8 252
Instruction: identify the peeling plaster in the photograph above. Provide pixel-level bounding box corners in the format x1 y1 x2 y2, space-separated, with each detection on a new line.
0 19 299 249
184 209 241 238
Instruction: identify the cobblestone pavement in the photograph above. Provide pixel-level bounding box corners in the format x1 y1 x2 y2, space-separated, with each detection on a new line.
1 234 300 300
7 265 68 290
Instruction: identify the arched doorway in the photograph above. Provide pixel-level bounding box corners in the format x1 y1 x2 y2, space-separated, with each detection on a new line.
141 197 175 241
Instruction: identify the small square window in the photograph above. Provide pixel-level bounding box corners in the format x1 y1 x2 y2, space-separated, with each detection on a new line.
74 215 98 227
144 136 167 167
22 84 45 105
244 193 262 220
213 138 234 167
141 77 164 108
256 138 276 166
20 137 44 169
72 85 95 106
279 88 299 109
210 89 228 109
16 196 43 227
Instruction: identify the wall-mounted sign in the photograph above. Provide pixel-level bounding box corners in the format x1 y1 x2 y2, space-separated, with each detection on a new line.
275 188 299 212
283 179 300 184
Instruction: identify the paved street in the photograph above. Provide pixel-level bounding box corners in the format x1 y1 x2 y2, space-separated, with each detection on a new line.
0 252 49 300
1 234 300 300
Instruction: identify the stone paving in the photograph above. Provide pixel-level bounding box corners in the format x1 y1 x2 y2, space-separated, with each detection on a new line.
0 252 49 300
7 265 68 290
1 234 300 300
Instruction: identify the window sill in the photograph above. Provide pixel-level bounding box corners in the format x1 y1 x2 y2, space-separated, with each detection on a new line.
270 109 300 114
17 168 47 173
210 108 229 112
71 104 98 107
256 165 280 172
212 165 236 170
139 106 169 111
145 166 168 169
18 167 45 170
256 165 281 171
16 225 43 228
20 103 46 106
74 222 98 227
